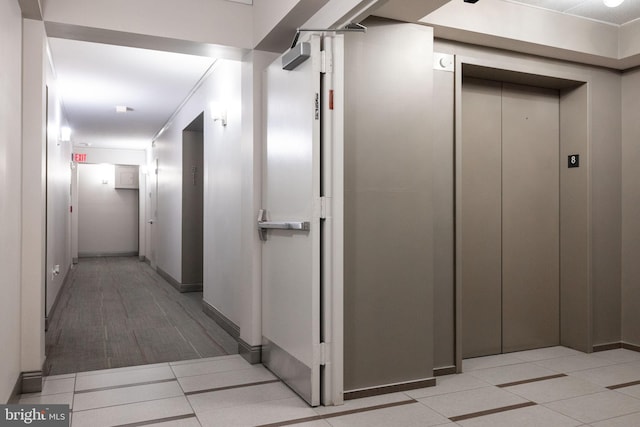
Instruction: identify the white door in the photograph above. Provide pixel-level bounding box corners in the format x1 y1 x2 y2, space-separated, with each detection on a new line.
260 34 343 407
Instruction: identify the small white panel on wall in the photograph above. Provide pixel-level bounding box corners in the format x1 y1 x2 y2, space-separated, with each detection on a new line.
115 165 139 189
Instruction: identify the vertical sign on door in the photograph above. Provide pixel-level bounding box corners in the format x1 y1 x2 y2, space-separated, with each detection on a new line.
73 153 87 163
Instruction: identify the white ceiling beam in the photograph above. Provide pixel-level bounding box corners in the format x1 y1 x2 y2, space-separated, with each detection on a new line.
619 19 640 64
373 0 451 23
42 0 253 50
45 22 247 60
302 0 389 29
418 0 640 69
253 0 331 52
18 0 43 20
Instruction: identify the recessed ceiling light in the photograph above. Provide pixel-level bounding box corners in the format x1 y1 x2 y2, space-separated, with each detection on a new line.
115 105 132 113
603 0 624 7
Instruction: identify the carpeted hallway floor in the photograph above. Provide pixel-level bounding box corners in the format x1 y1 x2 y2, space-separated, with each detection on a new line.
44 257 238 376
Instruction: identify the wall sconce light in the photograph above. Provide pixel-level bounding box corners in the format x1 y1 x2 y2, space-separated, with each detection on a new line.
60 126 72 142
210 103 228 127
99 163 113 185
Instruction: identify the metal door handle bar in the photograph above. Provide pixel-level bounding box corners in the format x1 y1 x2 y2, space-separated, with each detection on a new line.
257 209 310 241
259 221 310 230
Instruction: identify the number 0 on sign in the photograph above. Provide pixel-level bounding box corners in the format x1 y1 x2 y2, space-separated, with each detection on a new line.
568 154 580 168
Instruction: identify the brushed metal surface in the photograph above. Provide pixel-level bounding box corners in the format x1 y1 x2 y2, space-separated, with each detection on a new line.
460 77 503 358
262 338 313 405
460 78 561 357
502 82 560 353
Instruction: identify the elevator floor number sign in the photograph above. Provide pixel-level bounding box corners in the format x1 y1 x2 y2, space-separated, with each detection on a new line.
568 154 580 168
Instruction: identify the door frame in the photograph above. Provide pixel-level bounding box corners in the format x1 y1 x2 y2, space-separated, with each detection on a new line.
454 55 592 371
149 157 159 270
321 34 345 406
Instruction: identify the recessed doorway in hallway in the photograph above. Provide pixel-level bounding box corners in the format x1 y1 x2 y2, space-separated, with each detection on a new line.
44 257 237 376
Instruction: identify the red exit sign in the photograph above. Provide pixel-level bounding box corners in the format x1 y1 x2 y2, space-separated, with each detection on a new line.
73 153 87 163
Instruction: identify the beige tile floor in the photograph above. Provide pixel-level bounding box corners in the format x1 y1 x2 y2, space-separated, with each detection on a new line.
16 347 640 426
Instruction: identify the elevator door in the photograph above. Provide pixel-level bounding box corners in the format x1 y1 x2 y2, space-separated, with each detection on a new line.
461 77 560 359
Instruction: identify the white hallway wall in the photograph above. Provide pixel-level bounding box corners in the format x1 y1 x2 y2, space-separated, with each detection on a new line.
77 163 139 256
70 147 147 262
0 0 24 403
153 60 243 328
21 18 48 393
45 54 72 317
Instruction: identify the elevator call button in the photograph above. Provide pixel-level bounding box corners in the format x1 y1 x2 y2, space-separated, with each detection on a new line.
568 155 580 168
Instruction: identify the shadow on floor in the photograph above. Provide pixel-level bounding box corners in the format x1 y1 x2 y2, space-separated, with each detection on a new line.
44 257 238 376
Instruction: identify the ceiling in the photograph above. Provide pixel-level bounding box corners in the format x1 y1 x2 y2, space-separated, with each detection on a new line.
49 38 215 150
507 0 640 25
48 0 640 153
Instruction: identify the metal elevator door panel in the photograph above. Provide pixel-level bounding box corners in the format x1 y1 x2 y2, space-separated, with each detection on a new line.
502 83 560 353
461 77 503 359
461 78 560 359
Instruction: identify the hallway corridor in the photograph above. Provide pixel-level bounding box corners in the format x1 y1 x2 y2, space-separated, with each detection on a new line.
45 257 237 376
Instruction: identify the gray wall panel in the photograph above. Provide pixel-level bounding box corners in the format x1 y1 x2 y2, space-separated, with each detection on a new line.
460 77 503 358
559 86 591 352
622 68 640 346
344 18 434 391
501 83 560 353
590 73 622 346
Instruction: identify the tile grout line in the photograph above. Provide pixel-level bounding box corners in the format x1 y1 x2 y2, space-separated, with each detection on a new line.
321 399 419 420
71 374 77 412
607 379 640 390
168 354 243 367
184 379 282 396
72 393 187 414
173 364 259 380
73 394 189 414
74 378 178 395
20 390 75 399
74 363 172 378
181 372 200 427
449 401 537 422
113 413 199 427
255 399 420 427
496 373 567 388
169 364 183 395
